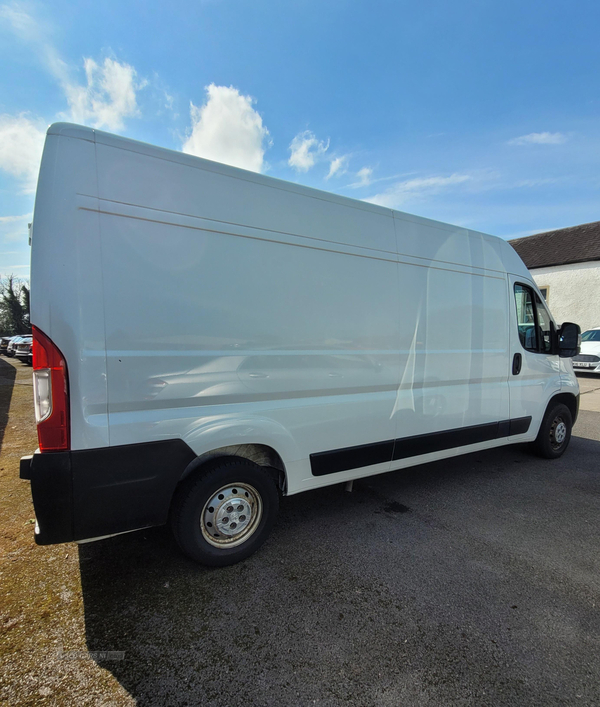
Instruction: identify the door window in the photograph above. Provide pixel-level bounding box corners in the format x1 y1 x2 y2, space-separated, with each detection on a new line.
514 284 537 351
514 283 555 354
535 294 553 354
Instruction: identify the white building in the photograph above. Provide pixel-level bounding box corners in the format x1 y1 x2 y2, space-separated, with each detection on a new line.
510 221 600 332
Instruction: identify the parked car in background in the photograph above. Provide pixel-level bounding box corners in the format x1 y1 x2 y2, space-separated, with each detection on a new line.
6 336 26 357
572 327 600 373
14 335 33 365
0 336 12 355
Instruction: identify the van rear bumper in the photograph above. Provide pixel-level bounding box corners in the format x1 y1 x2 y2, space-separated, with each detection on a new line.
20 440 196 545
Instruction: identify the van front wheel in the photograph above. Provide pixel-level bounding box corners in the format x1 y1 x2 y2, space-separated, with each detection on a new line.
532 403 573 459
170 458 279 567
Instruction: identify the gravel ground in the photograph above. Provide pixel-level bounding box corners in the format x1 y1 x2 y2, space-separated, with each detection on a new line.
2 356 599 706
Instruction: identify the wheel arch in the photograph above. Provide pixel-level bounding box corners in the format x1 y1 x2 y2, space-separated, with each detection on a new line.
546 392 579 425
179 415 300 494
179 443 287 493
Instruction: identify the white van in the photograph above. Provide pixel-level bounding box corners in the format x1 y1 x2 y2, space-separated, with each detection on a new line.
20 124 581 566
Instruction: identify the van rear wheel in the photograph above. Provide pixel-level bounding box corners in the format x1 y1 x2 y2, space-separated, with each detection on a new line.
532 403 572 459
170 457 279 567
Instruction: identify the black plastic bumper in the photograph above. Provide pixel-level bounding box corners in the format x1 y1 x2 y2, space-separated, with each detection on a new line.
20 440 196 545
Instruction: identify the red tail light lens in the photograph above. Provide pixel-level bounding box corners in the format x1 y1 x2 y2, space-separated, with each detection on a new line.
32 326 70 451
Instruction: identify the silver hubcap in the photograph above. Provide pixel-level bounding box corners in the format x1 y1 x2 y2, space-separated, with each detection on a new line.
554 420 567 445
201 483 262 548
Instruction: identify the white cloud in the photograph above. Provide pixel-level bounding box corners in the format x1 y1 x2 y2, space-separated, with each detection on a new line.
0 3 70 86
288 130 330 172
0 262 30 280
366 173 472 208
2 4 144 131
182 84 270 172
0 212 32 280
0 213 32 223
326 155 349 180
507 132 567 146
513 177 560 188
0 212 31 248
347 167 373 188
63 57 143 131
356 167 373 186
0 115 46 193
0 9 143 197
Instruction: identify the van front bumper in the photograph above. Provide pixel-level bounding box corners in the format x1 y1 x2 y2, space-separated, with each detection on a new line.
20 440 196 545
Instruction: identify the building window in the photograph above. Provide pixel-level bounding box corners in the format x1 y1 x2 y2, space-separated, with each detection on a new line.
538 286 549 303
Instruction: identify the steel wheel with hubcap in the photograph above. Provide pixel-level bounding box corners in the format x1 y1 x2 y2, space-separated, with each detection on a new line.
170 457 279 566
533 402 573 459
201 483 263 548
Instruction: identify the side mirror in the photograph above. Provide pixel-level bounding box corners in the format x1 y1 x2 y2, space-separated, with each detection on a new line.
558 322 581 358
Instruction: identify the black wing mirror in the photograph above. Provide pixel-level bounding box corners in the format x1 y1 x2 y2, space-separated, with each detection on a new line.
558 322 581 358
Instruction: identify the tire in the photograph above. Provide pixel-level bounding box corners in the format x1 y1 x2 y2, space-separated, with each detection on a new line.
532 403 573 459
170 457 279 567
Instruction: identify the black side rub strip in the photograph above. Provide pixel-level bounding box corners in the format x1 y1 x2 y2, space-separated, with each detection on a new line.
310 416 532 476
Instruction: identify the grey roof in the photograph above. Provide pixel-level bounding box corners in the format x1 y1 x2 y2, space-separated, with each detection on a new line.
509 220 600 269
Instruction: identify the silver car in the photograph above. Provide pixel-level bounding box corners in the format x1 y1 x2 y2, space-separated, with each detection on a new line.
14 335 33 365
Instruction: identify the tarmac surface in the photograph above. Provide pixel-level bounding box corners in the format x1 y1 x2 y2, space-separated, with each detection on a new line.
77 374 600 707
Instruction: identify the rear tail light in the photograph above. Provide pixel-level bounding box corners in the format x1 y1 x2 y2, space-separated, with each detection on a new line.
32 326 70 451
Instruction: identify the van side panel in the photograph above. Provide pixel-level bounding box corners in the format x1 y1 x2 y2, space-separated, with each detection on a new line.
94 141 397 254
390 260 509 444
31 134 109 449
92 139 513 495
393 213 508 273
93 142 402 487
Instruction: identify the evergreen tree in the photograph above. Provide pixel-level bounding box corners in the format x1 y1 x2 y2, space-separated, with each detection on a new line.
0 276 31 335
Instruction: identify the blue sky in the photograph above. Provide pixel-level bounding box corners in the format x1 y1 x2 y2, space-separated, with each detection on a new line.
1 0 600 278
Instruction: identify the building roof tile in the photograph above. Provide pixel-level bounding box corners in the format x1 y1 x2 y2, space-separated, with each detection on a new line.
509 220 600 269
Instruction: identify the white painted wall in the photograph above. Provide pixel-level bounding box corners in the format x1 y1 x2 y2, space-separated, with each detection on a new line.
530 260 600 331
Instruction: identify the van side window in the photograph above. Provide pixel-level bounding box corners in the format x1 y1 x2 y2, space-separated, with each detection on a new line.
535 293 553 354
514 284 538 351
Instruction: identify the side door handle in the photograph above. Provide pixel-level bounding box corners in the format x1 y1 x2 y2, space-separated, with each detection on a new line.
512 353 522 375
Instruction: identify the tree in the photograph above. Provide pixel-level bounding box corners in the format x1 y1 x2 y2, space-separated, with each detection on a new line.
0 275 31 336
